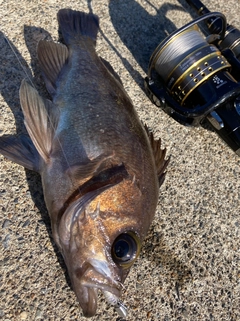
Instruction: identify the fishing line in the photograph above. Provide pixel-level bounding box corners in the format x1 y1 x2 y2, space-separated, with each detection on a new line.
4 35 35 89
154 29 206 81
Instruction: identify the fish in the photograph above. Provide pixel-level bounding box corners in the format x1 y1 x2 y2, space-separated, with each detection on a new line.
0 9 169 318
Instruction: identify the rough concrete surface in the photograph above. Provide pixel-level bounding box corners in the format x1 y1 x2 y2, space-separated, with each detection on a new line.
0 0 239 320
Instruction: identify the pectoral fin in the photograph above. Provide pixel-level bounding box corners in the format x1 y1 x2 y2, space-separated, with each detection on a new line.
19 79 59 164
67 153 113 182
0 134 40 172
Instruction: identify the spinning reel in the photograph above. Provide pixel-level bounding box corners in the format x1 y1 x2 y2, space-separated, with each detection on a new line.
145 0 240 155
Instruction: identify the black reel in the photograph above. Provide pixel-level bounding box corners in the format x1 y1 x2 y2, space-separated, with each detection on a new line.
145 0 240 156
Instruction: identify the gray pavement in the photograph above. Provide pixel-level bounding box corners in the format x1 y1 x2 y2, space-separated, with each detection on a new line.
0 1 239 320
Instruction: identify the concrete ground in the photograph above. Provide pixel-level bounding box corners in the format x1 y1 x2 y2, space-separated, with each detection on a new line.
0 0 239 320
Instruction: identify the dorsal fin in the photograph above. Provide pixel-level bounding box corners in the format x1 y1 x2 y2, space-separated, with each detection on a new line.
19 79 59 163
144 124 170 186
37 40 68 95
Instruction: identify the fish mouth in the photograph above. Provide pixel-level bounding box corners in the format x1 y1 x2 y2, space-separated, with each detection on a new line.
75 260 123 317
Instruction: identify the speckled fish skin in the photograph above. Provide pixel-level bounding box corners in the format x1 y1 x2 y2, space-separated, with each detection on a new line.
0 9 169 317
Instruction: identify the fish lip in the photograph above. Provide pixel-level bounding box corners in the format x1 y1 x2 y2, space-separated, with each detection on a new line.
78 260 122 316
80 286 120 318
80 285 120 318
81 287 98 318
81 265 122 296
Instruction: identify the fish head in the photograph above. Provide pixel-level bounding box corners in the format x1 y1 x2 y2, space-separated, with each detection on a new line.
57 175 155 317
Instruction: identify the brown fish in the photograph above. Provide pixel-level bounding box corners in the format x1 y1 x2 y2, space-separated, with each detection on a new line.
0 9 169 317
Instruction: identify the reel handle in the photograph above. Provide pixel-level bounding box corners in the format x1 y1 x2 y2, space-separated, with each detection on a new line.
186 0 210 15
187 0 240 59
186 0 224 34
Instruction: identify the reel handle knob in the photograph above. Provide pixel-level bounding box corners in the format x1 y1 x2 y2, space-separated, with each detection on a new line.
186 0 223 34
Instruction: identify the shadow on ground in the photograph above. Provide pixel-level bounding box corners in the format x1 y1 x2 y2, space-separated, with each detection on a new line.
0 28 71 288
108 0 185 87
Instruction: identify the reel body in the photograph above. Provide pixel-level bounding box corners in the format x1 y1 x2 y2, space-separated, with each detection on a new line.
145 6 240 156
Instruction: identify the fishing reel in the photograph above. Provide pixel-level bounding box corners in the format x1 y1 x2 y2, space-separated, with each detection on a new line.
144 0 240 156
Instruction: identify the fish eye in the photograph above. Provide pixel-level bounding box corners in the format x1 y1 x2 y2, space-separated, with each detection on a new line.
111 232 141 267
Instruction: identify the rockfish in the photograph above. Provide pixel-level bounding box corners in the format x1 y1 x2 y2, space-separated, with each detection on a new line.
0 9 169 318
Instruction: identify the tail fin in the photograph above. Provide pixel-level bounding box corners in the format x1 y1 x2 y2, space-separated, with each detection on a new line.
57 9 99 45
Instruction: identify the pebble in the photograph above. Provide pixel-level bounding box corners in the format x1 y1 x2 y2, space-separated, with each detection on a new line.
3 234 10 249
20 311 28 320
35 308 43 319
2 219 11 228
22 219 30 227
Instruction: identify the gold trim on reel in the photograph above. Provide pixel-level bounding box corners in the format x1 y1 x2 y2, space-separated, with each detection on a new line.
170 48 230 104
149 21 231 105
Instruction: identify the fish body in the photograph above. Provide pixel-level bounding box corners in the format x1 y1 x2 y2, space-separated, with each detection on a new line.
0 9 169 317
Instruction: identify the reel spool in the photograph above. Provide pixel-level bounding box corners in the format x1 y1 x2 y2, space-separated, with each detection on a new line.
150 27 231 105
147 13 236 108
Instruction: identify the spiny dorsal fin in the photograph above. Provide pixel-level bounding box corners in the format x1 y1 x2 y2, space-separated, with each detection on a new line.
144 124 170 186
37 40 68 96
57 9 99 45
0 134 41 172
19 79 59 163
